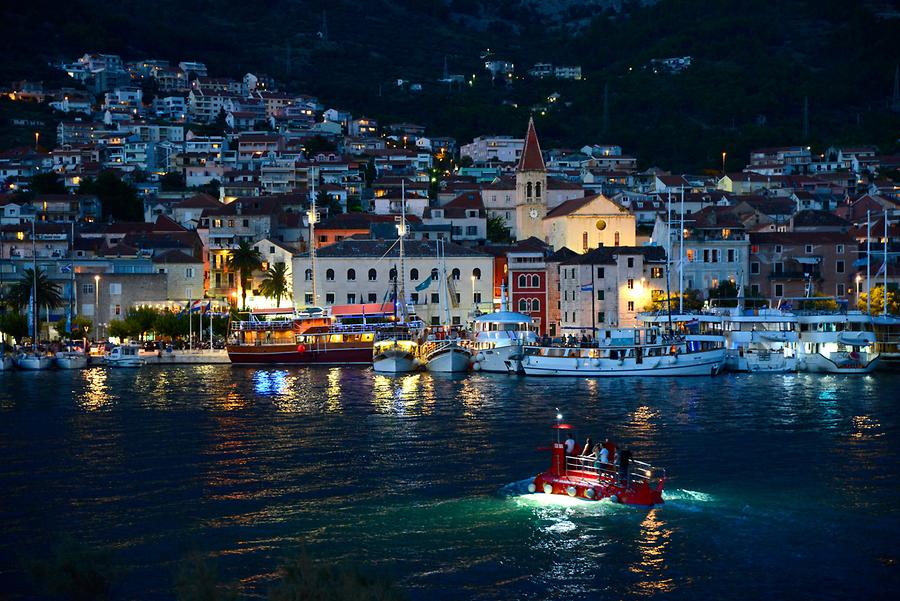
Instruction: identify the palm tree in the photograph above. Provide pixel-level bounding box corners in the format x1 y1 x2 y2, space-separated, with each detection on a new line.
258 262 292 308
9 268 63 330
226 241 262 310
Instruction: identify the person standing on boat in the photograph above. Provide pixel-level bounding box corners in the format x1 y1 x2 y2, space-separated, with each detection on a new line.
564 433 576 455
580 436 593 457
618 448 632 487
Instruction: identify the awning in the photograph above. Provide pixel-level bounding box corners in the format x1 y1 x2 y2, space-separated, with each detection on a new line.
794 257 821 264
330 302 395 317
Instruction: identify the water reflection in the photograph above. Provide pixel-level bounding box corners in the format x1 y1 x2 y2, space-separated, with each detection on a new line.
326 368 342 412
77 368 112 411
372 373 428 414
253 369 289 396
630 509 674 595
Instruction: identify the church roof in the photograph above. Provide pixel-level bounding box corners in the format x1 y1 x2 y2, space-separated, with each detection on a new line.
517 117 545 172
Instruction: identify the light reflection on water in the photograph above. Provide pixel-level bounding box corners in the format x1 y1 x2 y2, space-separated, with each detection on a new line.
0 367 899 600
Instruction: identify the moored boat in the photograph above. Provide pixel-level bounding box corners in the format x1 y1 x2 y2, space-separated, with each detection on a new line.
55 350 89 370
713 306 799 373
420 335 472 373
105 344 145 367
521 326 724 377
227 305 385 365
15 351 54 370
796 311 879 373
527 422 665 506
373 326 422 374
463 311 537 373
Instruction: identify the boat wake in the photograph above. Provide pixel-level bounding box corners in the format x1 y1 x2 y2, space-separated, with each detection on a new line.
501 480 716 512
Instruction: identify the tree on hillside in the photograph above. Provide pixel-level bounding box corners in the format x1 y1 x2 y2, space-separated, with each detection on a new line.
227 241 262 310
78 171 143 221
28 172 67 195
258 263 292 308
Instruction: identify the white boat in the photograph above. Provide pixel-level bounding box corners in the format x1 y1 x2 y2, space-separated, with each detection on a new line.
463 311 537 373
713 306 799 373
521 326 725 377
15 352 54 370
796 312 879 373
373 328 421 374
105 344 145 367
421 336 472 373
55 350 89 370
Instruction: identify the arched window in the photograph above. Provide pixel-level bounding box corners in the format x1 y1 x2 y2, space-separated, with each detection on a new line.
531 298 541 311
583 231 589 251
347 268 356 281
614 231 620 246
431 268 439 280
473 268 481 280
526 181 533 198
410 268 419 281
451 268 460 280
368 268 377 281
519 299 528 312
304 268 312 281
529 274 539 288
326 268 335 281
518 274 527 288
535 181 542 198
389 267 397 281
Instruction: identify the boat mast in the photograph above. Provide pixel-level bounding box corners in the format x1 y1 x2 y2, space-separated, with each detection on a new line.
679 185 685 313
664 192 673 332
398 181 407 323
440 238 451 330
884 209 889 316
308 166 319 306
866 209 871 314
70 221 76 344
31 218 37 350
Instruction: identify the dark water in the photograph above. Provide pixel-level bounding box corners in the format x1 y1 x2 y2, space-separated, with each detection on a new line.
1 367 899 599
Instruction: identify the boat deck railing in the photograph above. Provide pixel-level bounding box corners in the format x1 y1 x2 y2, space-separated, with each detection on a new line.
231 319 294 331
564 455 659 483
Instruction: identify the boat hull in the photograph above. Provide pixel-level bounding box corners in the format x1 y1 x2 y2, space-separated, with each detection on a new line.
522 349 724 377
725 349 797 373
373 349 419 374
227 344 373 365
799 352 879 374
15 355 54 370
55 353 88 369
530 470 664 507
471 344 523 373
425 348 471 373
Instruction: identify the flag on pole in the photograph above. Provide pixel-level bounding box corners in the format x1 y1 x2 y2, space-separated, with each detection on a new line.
580 282 593 291
190 300 204 312
60 263 73 273
415 275 433 292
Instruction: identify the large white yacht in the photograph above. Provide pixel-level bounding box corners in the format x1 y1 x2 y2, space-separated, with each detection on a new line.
713 306 799 373
520 326 725 377
795 312 880 373
463 311 538 373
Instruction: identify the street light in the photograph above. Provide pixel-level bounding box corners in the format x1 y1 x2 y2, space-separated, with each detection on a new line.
721 151 727 174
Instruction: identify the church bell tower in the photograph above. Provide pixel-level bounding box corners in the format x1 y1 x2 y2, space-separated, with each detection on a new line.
514 117 548 241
